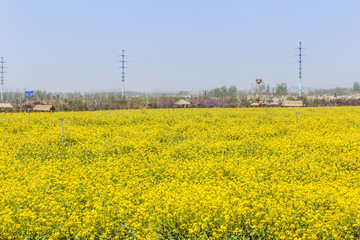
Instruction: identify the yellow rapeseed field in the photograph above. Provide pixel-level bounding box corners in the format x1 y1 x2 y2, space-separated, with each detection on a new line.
1 107 360 239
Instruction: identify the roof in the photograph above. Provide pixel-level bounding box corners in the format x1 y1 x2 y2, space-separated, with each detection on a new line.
281 101 303 107
33 104 56 111
0 103 13 108
250 103 259 107
175 99 191 105
270 102 280 106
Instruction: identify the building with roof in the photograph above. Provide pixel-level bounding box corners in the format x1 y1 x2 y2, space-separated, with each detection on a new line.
0 103 14 112
33 104 56 112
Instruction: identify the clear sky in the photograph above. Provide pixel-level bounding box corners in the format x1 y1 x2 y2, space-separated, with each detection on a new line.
1 0 359 93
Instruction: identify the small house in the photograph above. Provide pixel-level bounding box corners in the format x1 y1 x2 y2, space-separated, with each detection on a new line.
0 103 14 112
281 101 303 107
33 104 56 112
270 102 280 107
175 99 191 108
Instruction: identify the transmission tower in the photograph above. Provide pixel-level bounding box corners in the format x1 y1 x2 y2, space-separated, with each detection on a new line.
0 57 5 102
298 42 302 97
120 50 126 97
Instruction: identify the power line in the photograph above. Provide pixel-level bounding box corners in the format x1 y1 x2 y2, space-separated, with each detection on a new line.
0 57 5 102
120 50 126 97
298 42 302 97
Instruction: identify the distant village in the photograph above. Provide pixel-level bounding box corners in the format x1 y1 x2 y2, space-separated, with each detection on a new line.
1 83 360 112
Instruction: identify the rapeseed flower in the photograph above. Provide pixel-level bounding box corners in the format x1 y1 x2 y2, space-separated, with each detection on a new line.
1 107 360 239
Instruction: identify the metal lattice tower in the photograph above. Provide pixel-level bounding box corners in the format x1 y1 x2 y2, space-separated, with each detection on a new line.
0 57 5 102
121 50 126 97
298 42 302 97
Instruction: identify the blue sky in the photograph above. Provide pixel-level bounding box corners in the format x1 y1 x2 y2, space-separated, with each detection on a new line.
1 0 359 93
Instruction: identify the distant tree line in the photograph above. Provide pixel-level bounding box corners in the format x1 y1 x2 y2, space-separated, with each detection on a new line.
2 82 360 111
203 85 237 98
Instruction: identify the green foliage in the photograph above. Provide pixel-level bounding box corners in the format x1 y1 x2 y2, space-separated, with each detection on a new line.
275 83 288 94
353 82 360 92
228 85 237 98
297 95 307 102
207 85 237 98
253 84 266 94
308 87 351 96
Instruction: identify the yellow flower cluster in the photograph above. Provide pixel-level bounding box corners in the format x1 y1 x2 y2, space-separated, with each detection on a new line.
1 107 360 239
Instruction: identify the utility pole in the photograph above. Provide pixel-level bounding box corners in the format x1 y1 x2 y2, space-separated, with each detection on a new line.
0 57 5 102
121 50 126 97
59 118 65 144
298 42 302 97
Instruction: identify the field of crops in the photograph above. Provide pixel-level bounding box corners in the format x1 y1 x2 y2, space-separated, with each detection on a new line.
1 107 360 239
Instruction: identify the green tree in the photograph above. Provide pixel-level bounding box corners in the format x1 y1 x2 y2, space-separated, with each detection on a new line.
254 84 266 94
228 85 237 97
210 85 228 98
220 85 227 97
265 84 270 94
353 82 360 92
213 88 221 98
275 83 288 94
